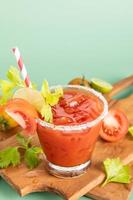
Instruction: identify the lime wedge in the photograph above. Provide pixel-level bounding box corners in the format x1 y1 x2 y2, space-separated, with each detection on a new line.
90 78 113 94
128 126 133 136
13 88 44 112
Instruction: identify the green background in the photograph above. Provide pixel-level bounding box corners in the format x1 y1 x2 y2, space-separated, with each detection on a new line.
0 0 133 199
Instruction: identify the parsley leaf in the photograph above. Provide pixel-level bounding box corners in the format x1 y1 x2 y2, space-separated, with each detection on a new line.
24 147 43 169
16 133 32 149
40 80 63 122
0 133 43 169
0 147 20 168
16 133 43 169
102 158 131 186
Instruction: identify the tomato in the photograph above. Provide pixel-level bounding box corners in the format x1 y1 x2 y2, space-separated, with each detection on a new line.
6 98 38 118
7 111 37 135
5 98 38 134
100 109 129 142
68 76 90 87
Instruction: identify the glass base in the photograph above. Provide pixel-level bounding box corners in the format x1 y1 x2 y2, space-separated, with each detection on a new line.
46 160 91 178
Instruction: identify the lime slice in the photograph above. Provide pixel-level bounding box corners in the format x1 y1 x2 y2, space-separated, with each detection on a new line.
128 126 133 136
13 88 44 112
90 78 113 94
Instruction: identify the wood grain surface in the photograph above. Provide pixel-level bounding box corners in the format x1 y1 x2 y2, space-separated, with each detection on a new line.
87 162 133 200
0 76 133 200
86 94 133 200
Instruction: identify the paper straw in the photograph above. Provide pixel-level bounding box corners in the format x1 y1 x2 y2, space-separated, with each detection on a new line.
12 47 32 87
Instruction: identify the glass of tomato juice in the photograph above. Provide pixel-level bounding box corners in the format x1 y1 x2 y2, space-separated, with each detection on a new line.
37 85 108 178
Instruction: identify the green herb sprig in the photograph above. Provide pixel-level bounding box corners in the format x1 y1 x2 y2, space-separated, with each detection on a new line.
0 66 36 105
0 133 42 169
0 67 63 124
102 158 131 187
40 80 63 123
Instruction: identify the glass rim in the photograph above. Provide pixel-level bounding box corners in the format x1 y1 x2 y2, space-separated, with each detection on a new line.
37 85 108 131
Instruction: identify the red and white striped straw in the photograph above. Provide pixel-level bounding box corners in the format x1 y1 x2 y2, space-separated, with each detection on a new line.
12 47 32 88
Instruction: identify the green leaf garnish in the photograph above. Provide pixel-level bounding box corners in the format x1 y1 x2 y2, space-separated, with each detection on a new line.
102 158 131 186
128 126 133 136
41 80 63 106
40 80 63 123
0 80 15 94
16 133 32 149
46 88 64 106
7 66 24 87
41 80 50 98
24 147 42 169
0 66 37 105
0 147 20 168
0 80 15 104
40 103 53 123
0 133 43 169
0 66 23 104
16 133 43 169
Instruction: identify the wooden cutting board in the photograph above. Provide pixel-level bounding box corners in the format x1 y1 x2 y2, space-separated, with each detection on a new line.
87 162 133 200
0 76 133 200
86 78 133 200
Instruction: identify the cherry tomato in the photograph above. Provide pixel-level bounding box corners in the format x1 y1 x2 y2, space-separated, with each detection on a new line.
68 76 90 87
100 109 129 142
